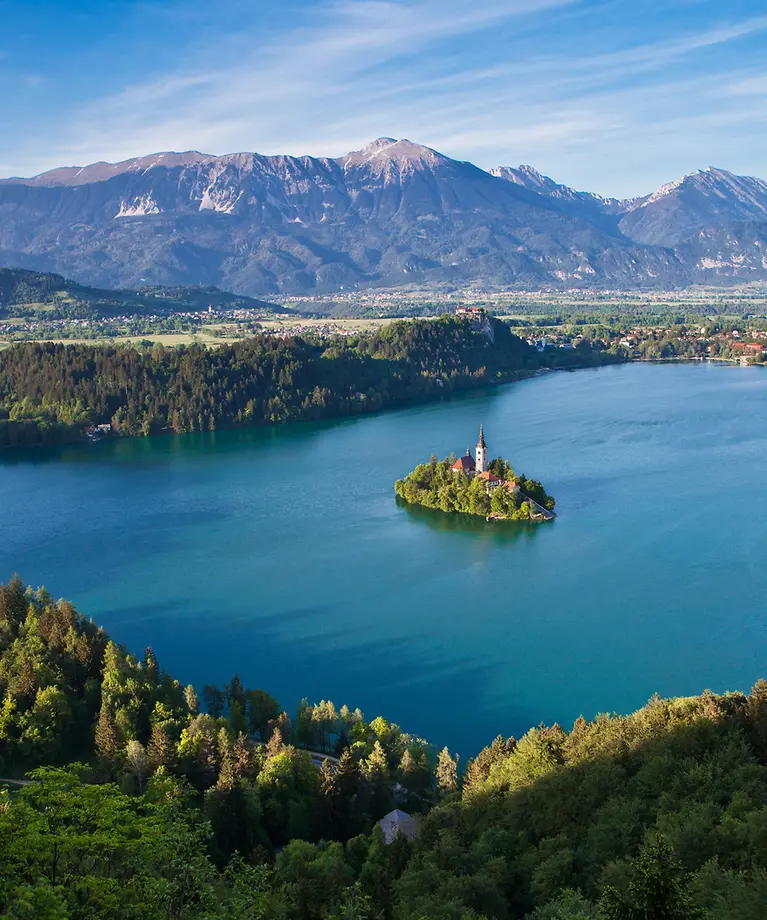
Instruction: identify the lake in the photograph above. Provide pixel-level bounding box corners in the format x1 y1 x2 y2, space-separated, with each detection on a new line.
2 361 767 757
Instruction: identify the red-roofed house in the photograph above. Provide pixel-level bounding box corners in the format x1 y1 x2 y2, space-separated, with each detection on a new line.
477 471 500 487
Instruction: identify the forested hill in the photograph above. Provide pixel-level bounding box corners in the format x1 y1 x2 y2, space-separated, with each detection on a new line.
0 315 614 449
0 267 284 319
4 573 767 919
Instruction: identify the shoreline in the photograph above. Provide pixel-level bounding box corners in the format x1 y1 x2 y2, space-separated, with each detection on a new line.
6 354 757 457
0 359 611 455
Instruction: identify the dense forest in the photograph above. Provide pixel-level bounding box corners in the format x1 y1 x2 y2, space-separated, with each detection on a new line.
3 575 767 918
0 315 614 450
395 456 555 520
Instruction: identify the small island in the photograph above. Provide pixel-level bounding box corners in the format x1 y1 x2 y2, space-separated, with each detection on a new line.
395 426 556 522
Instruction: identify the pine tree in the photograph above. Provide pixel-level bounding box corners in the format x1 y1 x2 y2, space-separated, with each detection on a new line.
0 695 18 745
325 748 361 839
202 685 225 718
436 746 459 797
228 674 245 709
0 574 28 638
362 741 388 782
143 646 159 683
75 633 93 669
748 678 767 760
362 741 392 820
101 641 124 694
147 721 176 772
95 700 121 762
233 732 256 780
184 684 199 715
194 725 220 789
266 727 284 758
333 748 360 797
216 728 236 791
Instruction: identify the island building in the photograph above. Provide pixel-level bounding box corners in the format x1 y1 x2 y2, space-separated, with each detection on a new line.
451 426 504 488
445 425 557 520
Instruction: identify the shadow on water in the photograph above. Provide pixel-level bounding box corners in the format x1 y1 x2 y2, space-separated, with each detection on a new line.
395 495 545 544
107 596 533 757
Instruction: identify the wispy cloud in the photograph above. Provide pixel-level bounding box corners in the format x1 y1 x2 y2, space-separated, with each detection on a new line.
10 0 576 166
4 0 767 197
726 74 767 96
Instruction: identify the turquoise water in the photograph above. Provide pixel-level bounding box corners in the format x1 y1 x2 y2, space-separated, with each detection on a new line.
2 362 767 757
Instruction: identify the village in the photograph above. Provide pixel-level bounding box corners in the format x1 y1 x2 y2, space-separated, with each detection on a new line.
3 291 767 365
518 322 767 364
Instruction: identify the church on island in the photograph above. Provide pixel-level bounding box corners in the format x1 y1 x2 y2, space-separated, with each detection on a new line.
394 425 556 521
451 426 517 493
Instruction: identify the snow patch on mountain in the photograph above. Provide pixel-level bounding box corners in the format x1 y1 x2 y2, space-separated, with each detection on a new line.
199 185 243 214
115 194 161 218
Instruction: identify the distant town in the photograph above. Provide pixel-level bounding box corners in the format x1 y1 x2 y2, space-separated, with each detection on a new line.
2 288 767 365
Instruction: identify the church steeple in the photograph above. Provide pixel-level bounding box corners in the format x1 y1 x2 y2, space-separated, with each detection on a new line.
475 425 488 473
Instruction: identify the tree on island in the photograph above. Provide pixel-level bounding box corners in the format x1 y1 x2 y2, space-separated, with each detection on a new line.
395 455 555 520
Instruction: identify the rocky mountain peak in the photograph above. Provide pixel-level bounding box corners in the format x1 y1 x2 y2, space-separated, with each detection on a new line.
635 166 767 208
337 137 448 173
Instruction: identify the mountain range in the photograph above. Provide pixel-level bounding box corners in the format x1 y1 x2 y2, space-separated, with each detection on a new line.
1 137 766 295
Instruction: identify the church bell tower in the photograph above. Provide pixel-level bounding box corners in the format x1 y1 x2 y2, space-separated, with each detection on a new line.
475 425 488 473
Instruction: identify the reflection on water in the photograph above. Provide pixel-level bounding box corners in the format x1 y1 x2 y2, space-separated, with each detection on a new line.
396 495 542 544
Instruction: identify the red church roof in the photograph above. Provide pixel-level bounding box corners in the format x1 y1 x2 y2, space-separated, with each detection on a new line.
452 454 475 472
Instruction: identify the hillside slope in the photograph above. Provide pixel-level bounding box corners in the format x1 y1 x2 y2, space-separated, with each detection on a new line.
0 268 284 318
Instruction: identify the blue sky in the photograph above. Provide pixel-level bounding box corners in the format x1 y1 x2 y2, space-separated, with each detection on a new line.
1 0 766 196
